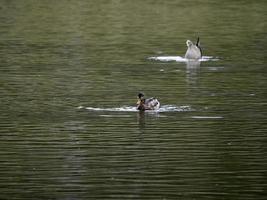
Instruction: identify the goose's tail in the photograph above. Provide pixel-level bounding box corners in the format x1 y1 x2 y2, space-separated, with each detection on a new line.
196 37 200 47
196 37 202 57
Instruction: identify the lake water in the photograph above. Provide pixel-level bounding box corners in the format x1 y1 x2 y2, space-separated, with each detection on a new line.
0 0 266 199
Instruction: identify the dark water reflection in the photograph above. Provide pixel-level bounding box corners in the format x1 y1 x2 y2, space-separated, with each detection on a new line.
0 0 266 199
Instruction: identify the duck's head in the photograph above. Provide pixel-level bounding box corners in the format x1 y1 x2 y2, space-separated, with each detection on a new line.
186 40 193 47
138 93 145 99
136 93 145 111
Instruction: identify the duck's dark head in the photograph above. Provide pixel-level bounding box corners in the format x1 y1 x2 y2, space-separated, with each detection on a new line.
138 93 145 99
136 93 145 111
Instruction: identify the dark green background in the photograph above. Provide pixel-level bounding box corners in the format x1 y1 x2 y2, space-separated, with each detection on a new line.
0 0 266 199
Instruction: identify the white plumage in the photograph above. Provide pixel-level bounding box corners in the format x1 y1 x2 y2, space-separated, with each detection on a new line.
185 37 202 60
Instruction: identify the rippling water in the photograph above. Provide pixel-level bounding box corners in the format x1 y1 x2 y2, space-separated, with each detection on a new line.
0 0 266 199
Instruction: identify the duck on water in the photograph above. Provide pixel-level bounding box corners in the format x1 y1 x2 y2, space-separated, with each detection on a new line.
185 37 202 60
136 93 160 111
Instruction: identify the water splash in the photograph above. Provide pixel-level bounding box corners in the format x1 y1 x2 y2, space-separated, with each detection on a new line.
158 105 193 112
78 105 193 113
83 106 137 112
148 56 219 62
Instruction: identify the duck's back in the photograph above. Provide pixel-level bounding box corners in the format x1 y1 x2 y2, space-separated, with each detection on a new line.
145 97 160 110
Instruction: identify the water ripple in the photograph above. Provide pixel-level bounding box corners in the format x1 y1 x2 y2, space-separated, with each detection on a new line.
78 105 193 113
148 56 219 62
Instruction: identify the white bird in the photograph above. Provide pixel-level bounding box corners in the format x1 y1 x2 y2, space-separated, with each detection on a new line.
185 37 202 60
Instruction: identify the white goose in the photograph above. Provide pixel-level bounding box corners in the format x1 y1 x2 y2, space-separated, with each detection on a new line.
185 37 202 60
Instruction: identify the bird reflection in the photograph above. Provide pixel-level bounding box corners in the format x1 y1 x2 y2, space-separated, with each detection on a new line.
186 60 200 70
186 60 201 85
137 110 161 132
137 111 146 130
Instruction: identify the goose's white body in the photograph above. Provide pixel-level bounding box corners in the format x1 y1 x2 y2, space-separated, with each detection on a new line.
185 39 202 60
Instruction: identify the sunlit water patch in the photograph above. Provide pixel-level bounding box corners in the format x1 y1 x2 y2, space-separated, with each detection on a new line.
148 56 219 62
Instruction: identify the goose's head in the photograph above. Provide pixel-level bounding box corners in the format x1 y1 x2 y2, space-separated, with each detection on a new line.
186 40 193 47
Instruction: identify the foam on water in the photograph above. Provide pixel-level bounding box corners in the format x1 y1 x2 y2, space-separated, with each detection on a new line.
84 106 137 112
78 105 193 113
148 56 219 62
158 105 193 112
